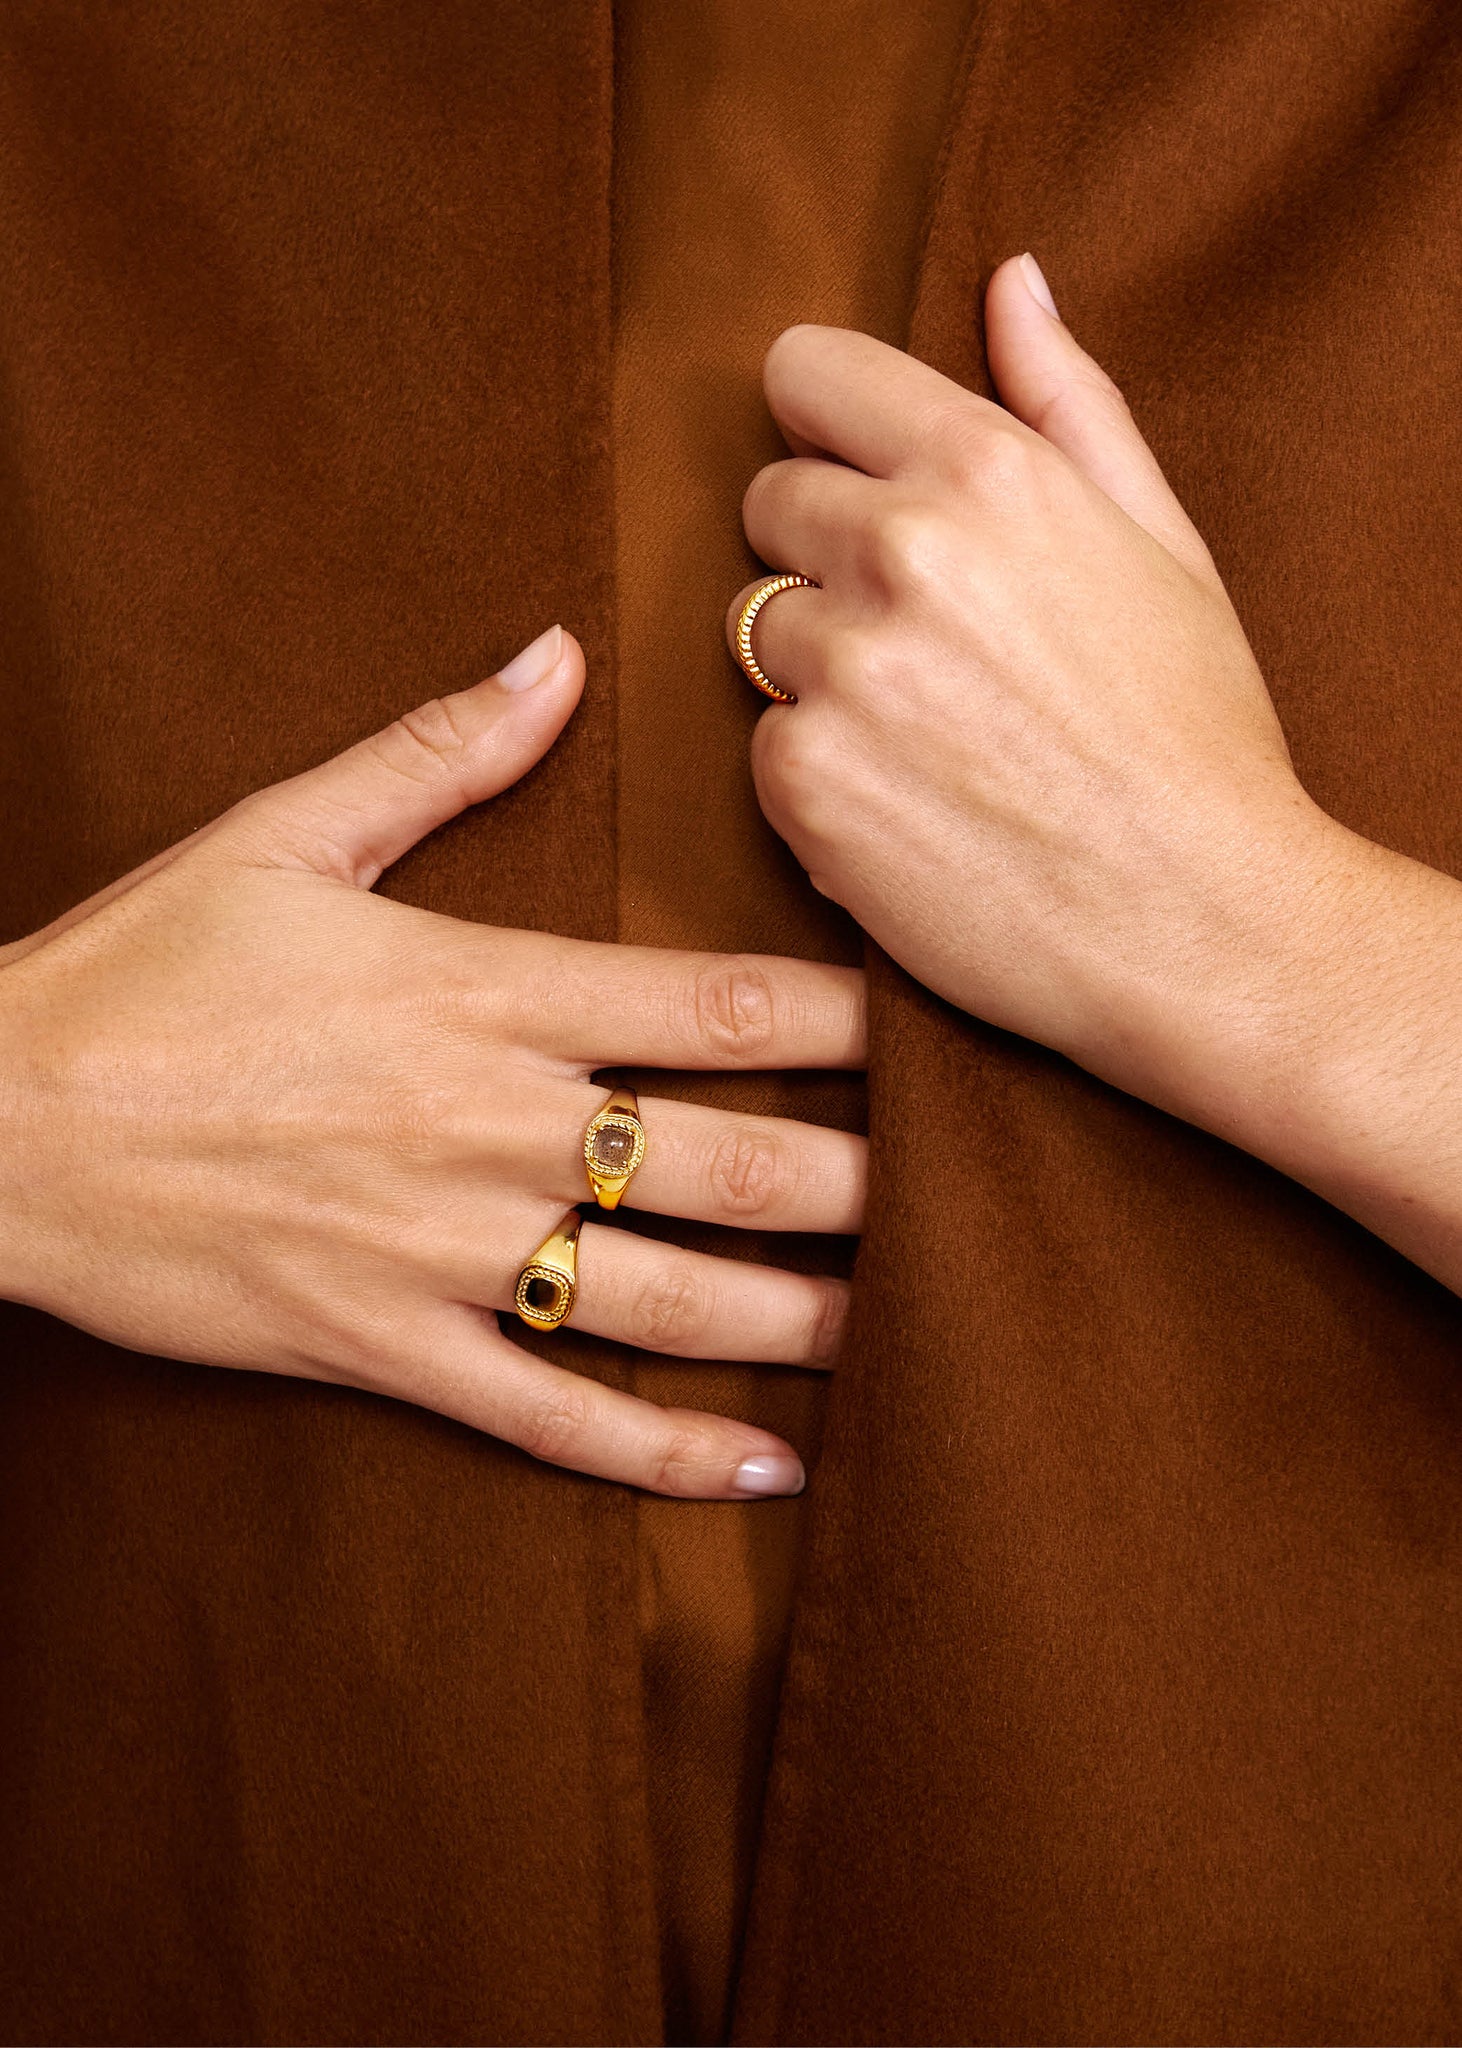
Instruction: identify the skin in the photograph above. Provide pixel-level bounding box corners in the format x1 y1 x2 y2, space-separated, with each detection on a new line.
731 251 1462 1294
0 624 867 1498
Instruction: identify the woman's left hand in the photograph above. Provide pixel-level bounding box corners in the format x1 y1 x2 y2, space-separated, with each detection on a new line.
729 253 1344 1120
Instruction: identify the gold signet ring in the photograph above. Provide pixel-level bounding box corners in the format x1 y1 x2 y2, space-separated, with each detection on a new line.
514 1211 582 1331
734 574 817 703
583 1086 646 1210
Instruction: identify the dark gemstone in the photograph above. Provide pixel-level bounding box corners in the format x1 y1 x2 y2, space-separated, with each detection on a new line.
591 1124 635 1173
526 1275 565 1314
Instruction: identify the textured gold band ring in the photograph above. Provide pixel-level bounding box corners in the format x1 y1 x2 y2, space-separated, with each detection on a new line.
734 574 816 703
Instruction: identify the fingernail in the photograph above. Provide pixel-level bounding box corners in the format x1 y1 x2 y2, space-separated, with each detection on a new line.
1018 251 1060 320
496 622 563 692
732 1452 806 1498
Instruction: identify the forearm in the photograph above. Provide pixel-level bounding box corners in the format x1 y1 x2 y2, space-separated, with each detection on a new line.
1156 810 1462 1294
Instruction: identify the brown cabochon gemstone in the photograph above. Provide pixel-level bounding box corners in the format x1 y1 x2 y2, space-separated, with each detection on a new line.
591 1124 636 1172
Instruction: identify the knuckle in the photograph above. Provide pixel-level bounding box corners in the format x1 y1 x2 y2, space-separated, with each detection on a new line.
741 462 785 533
378 695 475 785
626 1267 712 1353
750 713 799 809
1032 369 1129 446
693 958 776 1060
1087 359 1127 407
218 786 270 836
750 718 798 833
863 503 950 597
807 1279 849 1365
708 1125 793 1221
1076 356 1126 405
754 703 829 786
944 409 1038 499
514 1384 595 1467
213 787 304 866
752 712 850 847
642 1423 715 1498
763 321 825 398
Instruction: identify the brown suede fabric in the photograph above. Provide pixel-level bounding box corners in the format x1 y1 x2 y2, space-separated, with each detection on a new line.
734 5 1462 2043
2 2 1461 2045
0 6 660 2045
613 2 971 2037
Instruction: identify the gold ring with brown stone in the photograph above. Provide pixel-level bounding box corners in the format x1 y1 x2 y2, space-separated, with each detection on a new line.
582 1086 646 1210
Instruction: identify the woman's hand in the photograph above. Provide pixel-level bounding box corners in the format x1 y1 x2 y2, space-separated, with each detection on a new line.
731 255 1462 1293
730 254 1337 1118
0 625 865 1497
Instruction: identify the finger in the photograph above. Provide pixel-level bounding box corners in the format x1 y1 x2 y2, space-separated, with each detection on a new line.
218 624 586 887
527 1085 866 1233
565 1222 848 1367
762 322 1002 483
418 1308 807 1498
983 253 1222 587
624 1097 865 1232
480 931 866 1071
740 456 888 585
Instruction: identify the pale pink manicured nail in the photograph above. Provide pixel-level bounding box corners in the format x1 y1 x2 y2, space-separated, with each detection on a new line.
1019 250 1060 320
496 622 563 692
733 1452 806 1498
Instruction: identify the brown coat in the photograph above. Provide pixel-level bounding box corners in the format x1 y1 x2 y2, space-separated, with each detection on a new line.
2 3 1460 2042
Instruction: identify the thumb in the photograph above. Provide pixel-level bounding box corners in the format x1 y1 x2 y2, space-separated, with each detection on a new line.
224 623 585 886
984 252 1220 588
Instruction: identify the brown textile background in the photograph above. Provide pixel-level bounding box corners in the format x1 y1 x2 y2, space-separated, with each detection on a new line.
0 5 664 2044
612 1 972 2037
0 1 1460 2044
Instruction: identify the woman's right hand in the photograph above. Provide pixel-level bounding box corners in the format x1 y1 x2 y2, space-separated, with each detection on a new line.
0 625 865 1497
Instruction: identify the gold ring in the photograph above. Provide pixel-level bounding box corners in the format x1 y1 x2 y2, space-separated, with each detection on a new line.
734 574 816 703
514 1211 581 1331
582 1085 645 1210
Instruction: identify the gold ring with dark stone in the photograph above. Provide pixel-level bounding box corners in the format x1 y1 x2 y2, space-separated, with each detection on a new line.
514 1211 581 1331
582 1086 646 1210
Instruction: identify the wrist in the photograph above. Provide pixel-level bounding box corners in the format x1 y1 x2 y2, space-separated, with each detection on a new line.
0 964 64 1307
1145 800 1365 1147
1068 787 1347 1138
1134 800 1462 1269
